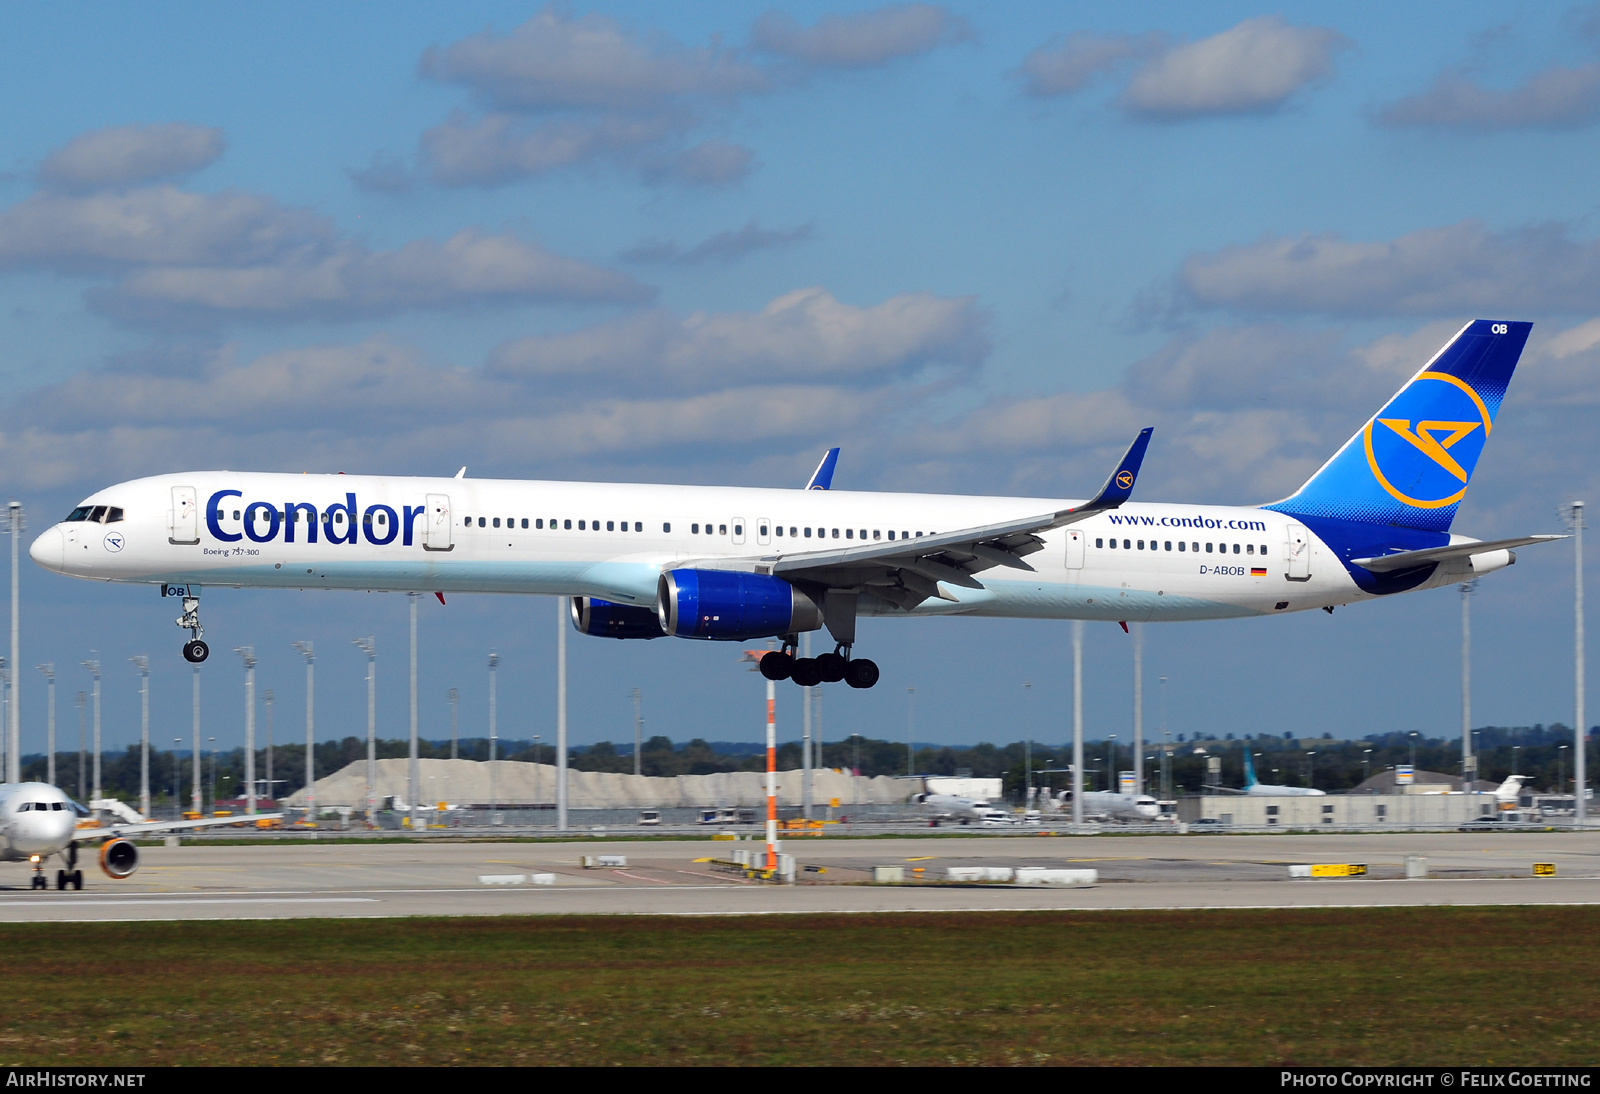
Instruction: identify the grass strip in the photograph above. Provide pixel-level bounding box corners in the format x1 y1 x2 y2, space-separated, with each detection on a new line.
3 906 1595 1066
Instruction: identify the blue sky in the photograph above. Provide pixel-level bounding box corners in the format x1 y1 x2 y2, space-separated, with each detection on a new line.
1 2 1596 759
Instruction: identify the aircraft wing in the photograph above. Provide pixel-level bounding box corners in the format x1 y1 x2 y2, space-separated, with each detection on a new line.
1351 534 1565 573
70 813 286 842
766 428 1152 610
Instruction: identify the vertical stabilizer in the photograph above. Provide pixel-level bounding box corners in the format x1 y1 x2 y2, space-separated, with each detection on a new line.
1265 320 1531 532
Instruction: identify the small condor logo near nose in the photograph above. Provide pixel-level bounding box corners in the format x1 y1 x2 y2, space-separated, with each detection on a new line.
103 532 124 552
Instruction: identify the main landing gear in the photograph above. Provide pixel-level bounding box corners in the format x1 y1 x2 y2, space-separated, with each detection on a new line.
759 644 880 689
52 846 82 891
177 593 209 663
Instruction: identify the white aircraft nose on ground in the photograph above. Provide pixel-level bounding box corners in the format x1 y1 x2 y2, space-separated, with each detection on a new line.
28 526 62 571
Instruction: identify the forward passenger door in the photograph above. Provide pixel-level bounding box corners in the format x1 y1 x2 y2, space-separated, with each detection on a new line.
424 494 453 552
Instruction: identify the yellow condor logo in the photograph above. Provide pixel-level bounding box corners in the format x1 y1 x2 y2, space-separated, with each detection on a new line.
1363 371 1492 509
1115 470 1134 489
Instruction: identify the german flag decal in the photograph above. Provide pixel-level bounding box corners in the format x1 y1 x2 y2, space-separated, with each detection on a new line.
1250 567 1267 576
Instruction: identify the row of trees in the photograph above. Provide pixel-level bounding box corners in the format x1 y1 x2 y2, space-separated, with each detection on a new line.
20 724 1598 809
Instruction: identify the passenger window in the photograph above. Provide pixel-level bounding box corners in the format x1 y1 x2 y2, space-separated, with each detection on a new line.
804 528 812 538
1123 539 1130 549
719 524 727 535
888 531 896 540
773 526 782 537
1178 541 1186 552
1233 544 1241 554
635 522 642 532
790 527 797 537
759 525 768 537
663 523 671 533
1109 538 1117 549
606 521 614 531
1246 543 1254 555
106 507 124 523
1095 538 1104 548
1163 541 1170 551
578 520 586 530
734 524 742 536
859 529 866 539
535 519 543 529
1193 542 1200 552
563 519 571 530
1260 544 1268 554
521 519 528 529
832 529 840 539
692 524 700 534
846 529 853 539
873 530 880 540
1205 543 1213 553
478 517 486 528
1137 539 1144 550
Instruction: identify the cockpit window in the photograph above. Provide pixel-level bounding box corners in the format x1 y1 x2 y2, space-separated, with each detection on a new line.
105 507 124 523
88 505 107 522
16 802 29 812
66 506 93 522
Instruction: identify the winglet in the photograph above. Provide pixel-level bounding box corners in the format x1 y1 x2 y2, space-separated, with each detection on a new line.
805 448 840 490
1068 428 1153 516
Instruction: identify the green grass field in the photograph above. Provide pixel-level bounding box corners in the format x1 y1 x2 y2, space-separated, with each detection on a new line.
5 907 1595 1066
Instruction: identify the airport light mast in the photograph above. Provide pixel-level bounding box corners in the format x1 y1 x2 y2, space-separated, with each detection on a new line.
741 648 780 873
7 501 22 784
408 592 419 835
80 659 100 805
294 641 314 826
1566 501 1586 827
35 664 54 787
190 665 201 814
1132 622 1144 795
233 647 256 817
130 656 149 819
556 598 568 833
446 687 458 761
1461 580 1477 793
488 650 499 825
353 637 375 826
1072 621 1084 829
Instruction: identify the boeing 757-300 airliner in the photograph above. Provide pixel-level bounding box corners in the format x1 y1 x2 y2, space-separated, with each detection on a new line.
29 320 1560 690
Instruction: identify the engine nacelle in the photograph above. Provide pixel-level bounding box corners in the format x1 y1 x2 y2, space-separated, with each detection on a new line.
99 837 138 879
570 596 665 639
658 569 823 641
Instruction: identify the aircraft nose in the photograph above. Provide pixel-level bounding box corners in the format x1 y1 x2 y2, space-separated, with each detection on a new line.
28 527 63 573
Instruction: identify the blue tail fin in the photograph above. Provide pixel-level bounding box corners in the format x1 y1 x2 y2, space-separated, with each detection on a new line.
805 448 840 491
1265 320 1531 532
1243 747 1258 789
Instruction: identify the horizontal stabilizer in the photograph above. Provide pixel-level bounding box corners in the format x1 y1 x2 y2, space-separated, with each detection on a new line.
1352 534 1565 572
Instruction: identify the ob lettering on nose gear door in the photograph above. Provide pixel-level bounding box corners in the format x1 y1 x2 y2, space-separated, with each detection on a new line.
163 584 208 663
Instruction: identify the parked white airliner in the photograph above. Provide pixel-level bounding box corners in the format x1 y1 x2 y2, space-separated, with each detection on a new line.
30 320 1559 689
0 781 282 890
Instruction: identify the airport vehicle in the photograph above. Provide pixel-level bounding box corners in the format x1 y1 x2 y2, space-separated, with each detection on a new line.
0 781 282 890
638 810 661 826
31 320 1559 689
1458 815 1522 831
1190 817 1227 828
1225 748 1328 798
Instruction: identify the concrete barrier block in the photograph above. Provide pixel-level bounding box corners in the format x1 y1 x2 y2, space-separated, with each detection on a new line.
581 854 627 868
478 873 525 885
873 865 905 883
1288 865 1312 878
1405 855 1428 879
529 873 556 885
1014 868 1096 887
945 866 1015 882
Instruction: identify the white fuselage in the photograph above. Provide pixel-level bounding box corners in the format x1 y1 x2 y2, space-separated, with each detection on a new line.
0 783 79 861
1079 790 1162 820
28 471 1508 623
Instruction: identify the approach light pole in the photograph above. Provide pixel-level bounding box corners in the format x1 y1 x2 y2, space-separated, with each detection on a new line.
353 637 375 825
207 737 216 812
294 641 314 825
1565 501 1586 826
488 650 499 825
130 656 149 818
263 689 275 807
801 632 813 820
80 659 100 805
172 739 181 818
233 647 256 816
1159 674 1170 802
190 666 200 810
74 690 85 802
36 665 54 787
1108 734 1118 792
740 648 780 872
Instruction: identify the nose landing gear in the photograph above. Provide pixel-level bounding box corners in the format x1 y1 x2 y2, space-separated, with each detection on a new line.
177 595 209 662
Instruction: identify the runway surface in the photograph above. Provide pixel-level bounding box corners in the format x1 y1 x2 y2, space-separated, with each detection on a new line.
3 831 1597 922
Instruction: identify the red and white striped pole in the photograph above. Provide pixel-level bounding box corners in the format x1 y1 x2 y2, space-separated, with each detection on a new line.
743 648 781 873
765 675 778 871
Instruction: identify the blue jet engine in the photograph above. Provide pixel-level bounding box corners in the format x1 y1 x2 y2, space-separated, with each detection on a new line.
570 596 666 639
657 570 823 641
